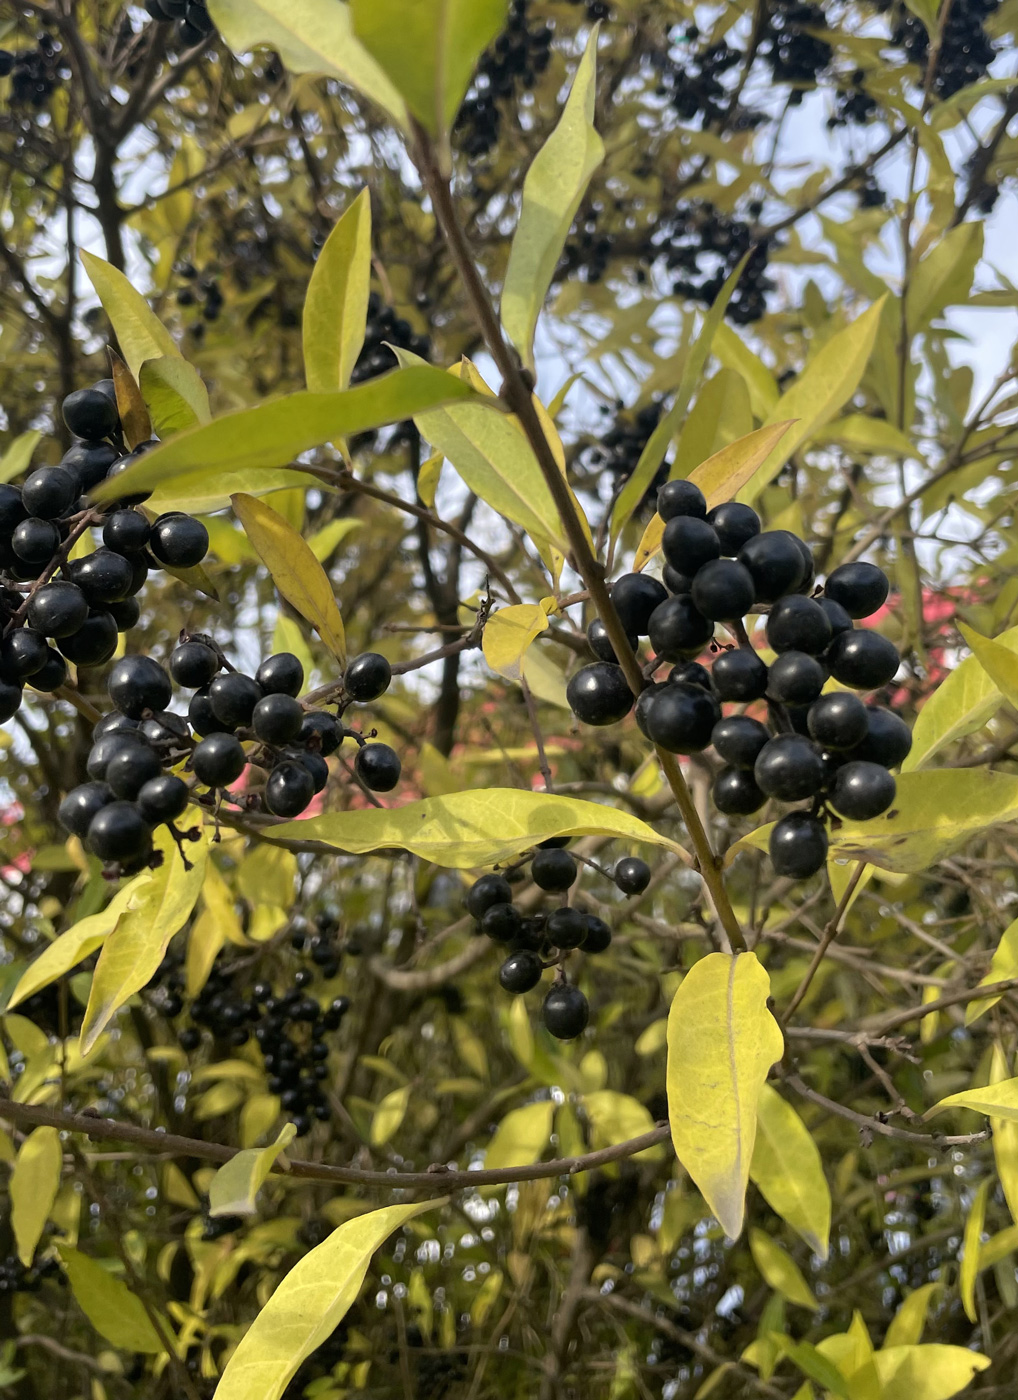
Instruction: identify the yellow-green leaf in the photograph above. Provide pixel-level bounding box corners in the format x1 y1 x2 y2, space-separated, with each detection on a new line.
350 0 506 140
750 1083 831 1259
370 1086 411 1147
482 602 550 683
501 28 603 373
904 621 1018 770
90 368 481 503
815 414 917 458
209 1124 297 1218
927 1077 1018 1122
206 0 408 126
966 917 1018 1024
485 1101 554 1170
149 468 317 519
269 788 682 868
863 1345 989 1400
80 827 209 1054
666 952 784 1238
81 251 182 380
11 1126 62 1265
885 1284 940 1348
110 351 153 449
583 1090 663 1160
0 429 41 485
713 321 780 419
771 1336 851 1397
990 1043 1018 1225
212 1199 439 1400
633 422 796 572
905 223 982 333
57 1245 166 1352
738 299 886 505
139 354 211 437
749 1229 819 1311
958 621 1018 711
417 451 443 507
303 189 372 393
233 493 346 664
959 1178 990 1322
308 517 362 564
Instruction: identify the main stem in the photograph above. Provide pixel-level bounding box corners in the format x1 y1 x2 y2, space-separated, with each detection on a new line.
413 128 745 952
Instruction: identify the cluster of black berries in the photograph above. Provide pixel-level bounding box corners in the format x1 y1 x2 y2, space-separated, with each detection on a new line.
143 0 216 49
882 0 999 98
455 0 553 158
566 481 912 881
467 844 652 1040
58 645 399 871
760 0 831 99
579 400 665 503
653 31 760 130
0 34 69 109
351 293 431 385
0 1254 61 1293
174 261 224 322
661 204 775 325
827 68 880 128
0 382 213 725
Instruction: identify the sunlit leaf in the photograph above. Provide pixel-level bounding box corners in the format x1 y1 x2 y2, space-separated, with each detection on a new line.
905 223 982 332
749 1229 819 1311
485 1101 554 1170
959 1178 990 1322
11 1126 61 1266
860 1345 989 1399
884 1284 941 1348
0 429 41 484
904 620 1018 769
369 1086 411 1147
81 252 182 380
482 602 551 683
139 354 211 436
990 1044 1018 1225
750 1084 831 1259
303 189 372 393
209 1124 297 1218
927 1077 1018 1121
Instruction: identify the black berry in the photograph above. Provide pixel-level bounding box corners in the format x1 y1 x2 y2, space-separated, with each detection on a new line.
707 501 761 555
171 640 219 689
108 655 172 718
467 873 513 920
566 663 634 726
712 714 770 768
711 648 769 701
657 479 707 520
614 856 650 895
344 652 392 701
691 558 755 621
713 766 766 815
543 984 589 1039
499 950 543 993
532 847 577 892
27 581 88 638
149 514 210 568
767 651 826 705
87 801 153 863
265 761 315 817
826 630 899 689
807 692 869 749
824 562 889 619
738 530 808 602
62 387 119 441
769 812 828 878
828 761 896 820
766 595 832 655
256 652 305 697
253 693 304 745
610 573 668 636
355 742 401 791
754 734 825 801
192 732 246 787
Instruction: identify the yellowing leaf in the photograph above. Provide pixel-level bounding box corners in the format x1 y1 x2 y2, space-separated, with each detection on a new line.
57 1245 165 1353
139 355 211 436
750 1084 831 1259
738 299 887 505
905 222 983 332
713 322 780 419
501 28 603 373
885 1284 941 1348
81 251 181 380
209 1124 296 1218
990 1044 1018 1225
417 451 443 507
583 1091 663 1160
633 423 796 572
80 827 209 1054
927 1077 1018 1122
11 1126 62 1265
303 189 372 393
351 0 506 139
212 1199 439 1400
959 1178 990 1322
666 952 784 1238
370 1086 411 1146
308 517 362 564
269 788 682 868
485 1101 554 1170
206 0 408 126
966 916 1018 1024
958 622 1018 711
0 429 42 485
233 493 346 665
749 1229 819 1311
110 352 152 450
483 603 550 683
90 368 480 503
864 1345 989 1400
903 621 1018 770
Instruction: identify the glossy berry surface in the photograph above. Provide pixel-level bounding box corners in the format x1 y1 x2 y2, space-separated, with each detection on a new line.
754 734 825 801
712 714 769 768
610 572 668 636
648 595 714 660
102 509 151 554
149 513 209 568
707 501 761 555
62 387 118 440
344 652 392 702
547 907 587 949
105 742 162 799
0 628 48 680
532 846 577 892
58 610 118 666
662 515 721 576
108 656 172 718
691 559 755 620
711 648 769 701
253 693 304 744
136 774 189 824
824 561 889 619
87 801 152 863
71 548 135 603
300 711 342 755
713 766 766 815
643 681 720 753
738 530 808 602
355 742 401 791
808 691 869 749
566 663 634 726
828 760 896 820
766 595 832 655
171 640 219 689
27 581 88 638
192 732 246 787
22 466 76 519
581 915 613 953
827 630 900 689
209 672 262 728
542 984 589 1040
769 812 828 878
482 902 523 942
657 479 707 520
767 651 825 705
670 661 712 690
849 706 912 768
614 856 651 895
13 517 59 564
265 760 315 817
256 652 305 696
499 950 543 994
59 781 114 837
467 873 513 920
587 617 637 664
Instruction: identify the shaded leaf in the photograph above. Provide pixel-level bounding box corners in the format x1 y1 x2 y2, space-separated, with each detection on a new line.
370 1086 411 1147
990 1043 1018 1225
905 223 983 332
750 1083 831 1259
485 1101 554 1170
57 1245 165 1353
11 1127 61 1266
303 189 372 393
959 1178 990 1322
110 351 152 449
904 620 1018 769
0 429 41 485
81 252 181 380
749 1229 819 1311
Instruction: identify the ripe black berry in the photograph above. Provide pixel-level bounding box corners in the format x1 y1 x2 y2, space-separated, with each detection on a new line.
59 781 114 837
137 774 189 824
105 742 163 800
108 656 172 718
662 515 721 575
57 611 118 666
87 801 153 863
0 682 22 720
209 673 262 728
766 595 832 655
543 983 589 1039
265 761 315 817
0 485 26 531
0 628 48 680
149 513 209 568
499 950 543 993
754 734 825 801
256 652 305 697
817 596 853 640
102 509 151 554
532 847 577 892
826 630 900 689
634 683 669 739
581 914 612 953
767 651 826 705
566 663 634 726
482 902 523 941
712 714 769 768
769 812 828 878
547 907 587 948
824 562 889 619
691 559 755 620
670 661 712 690
62 387 119 441
467 873 513 920
108 597 141 632
848 706 912 768
27 581 88 638
807 691 869 749
610 573 668 636
706 501 761 555
192 732 246 787
614 856 650 895
828 760 896 820
713 767 766 815
87 732 134 781
93 712 141 740
291 749 329 793
344 652 392 702
300 711 342 755
29 648 68 691
22 466 77 520
644 681 720 753
663 565 693 595
253 693 304 745
355 742 401 791
171 640 219 689
587 617 638 664
711 648 769 701
63 441 119 492
738 531 808 602
13 518 60 565
657 479 707 520
648 595 714 660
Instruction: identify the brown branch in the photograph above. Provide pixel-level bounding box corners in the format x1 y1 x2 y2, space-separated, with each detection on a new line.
780 861 866 1025
784 1072 990 1146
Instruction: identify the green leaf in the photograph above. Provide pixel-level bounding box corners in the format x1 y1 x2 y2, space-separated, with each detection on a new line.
959 1178 990 1322
738 298 887 505
905 223 983 333
966 917 1018 1024
148 468 319 519
233 493 346 665
772 1337 851 1398
303 189 372 393
749 1230 819 1311
713 321 780 419
903 620 1018 769
485 1101 555 1170
212 1200 440 1400
307 517 363 564
11 1127 61 1266
90 367 480 503
583 1090 663 1160
0 430 41 485
958 622 1018 710
209 1124 296 1218
501 28 604 374
612 253 750 540
80 828 209 1055
666 952 784 1239
206 0 408 126
369 1086 411 1147
80 251 182 381
269 788 683 868
350 0 507 140
990 1043 1018 1225
864 1345 990 1400
482 602 551 683
927 1077 1018 1122
56 1246 165 1353
750 1083 831 1259
139 355 211 436
885 1284 941 1348
815 414 918 458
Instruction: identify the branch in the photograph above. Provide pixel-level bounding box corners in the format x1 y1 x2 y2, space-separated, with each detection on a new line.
784 1072 990 1146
